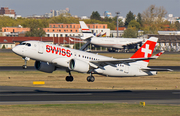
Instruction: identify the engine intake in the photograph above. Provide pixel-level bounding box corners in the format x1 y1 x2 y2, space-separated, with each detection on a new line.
69 59 89 73
35 61 56 73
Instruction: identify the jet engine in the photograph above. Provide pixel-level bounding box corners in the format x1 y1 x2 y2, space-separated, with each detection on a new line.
69 59 89 73
35 61 56 73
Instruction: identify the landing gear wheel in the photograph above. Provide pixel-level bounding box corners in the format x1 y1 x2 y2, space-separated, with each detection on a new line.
66 76 74 82
87 76 95 82
22 57 29 69
22 65 27 69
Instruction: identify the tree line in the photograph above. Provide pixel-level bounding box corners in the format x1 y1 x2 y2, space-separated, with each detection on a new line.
0 5 180 38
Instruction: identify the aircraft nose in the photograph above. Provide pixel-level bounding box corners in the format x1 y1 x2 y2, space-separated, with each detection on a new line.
12 46 20 54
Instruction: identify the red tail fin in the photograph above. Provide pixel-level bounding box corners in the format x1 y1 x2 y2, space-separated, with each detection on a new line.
131 37 158 63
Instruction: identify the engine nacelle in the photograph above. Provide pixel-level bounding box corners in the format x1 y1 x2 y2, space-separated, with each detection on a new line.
69 59 89 73
35 61 56 73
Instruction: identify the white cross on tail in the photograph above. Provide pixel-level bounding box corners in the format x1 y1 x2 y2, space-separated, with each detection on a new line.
141 44 152 58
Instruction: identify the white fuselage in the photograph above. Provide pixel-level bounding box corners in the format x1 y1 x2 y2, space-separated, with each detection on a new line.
12 41 156 77
90 37 143 49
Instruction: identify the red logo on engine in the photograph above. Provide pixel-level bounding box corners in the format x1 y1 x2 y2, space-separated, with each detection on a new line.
46 45 71 57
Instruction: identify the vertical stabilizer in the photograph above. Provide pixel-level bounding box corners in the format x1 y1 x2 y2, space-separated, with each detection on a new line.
130 37 158 67
79 21 94 40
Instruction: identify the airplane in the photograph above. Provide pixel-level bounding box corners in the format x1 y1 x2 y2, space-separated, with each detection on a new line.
77 21 144 51
12 37 172 82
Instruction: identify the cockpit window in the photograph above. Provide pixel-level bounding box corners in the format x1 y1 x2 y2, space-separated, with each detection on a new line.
19 42 31 47
19 42 26 45
26 43 31 47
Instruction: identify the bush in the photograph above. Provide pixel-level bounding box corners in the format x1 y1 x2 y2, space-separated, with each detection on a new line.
2 45 6 49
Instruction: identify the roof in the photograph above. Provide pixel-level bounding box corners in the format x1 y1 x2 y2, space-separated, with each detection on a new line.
0 37 81 44
0 37 14 44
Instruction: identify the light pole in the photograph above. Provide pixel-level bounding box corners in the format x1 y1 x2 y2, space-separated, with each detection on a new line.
116 12 120 38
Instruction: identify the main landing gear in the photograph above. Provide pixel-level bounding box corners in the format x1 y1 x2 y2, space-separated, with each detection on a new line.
66 69 74 82
22 57 30 69
87 73 95 82
65 69 95 82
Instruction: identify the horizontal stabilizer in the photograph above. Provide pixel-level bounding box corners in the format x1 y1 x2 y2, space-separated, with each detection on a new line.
151 51 165 59
141 67 173 71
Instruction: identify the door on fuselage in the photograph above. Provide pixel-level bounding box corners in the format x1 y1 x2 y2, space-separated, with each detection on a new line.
38 42 44 54
124 64 129 74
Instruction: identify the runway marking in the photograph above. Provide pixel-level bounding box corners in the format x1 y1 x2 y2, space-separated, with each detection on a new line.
33 81 45 84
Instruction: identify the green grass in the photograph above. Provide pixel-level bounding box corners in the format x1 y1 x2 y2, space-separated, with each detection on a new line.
0 71 180 90
0 103 180 116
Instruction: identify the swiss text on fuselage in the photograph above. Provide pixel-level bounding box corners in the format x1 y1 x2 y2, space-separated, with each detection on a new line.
46 45 71 57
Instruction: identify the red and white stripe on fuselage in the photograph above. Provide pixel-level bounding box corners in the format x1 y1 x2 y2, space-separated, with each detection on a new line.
82 28 91 33
130 37 158 63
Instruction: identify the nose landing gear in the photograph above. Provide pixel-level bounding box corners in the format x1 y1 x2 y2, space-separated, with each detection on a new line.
22 57 30 69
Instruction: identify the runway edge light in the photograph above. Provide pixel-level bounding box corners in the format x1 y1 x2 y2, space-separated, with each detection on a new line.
33 81 45 85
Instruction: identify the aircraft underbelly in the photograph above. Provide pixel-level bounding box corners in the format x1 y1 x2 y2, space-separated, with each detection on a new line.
95 65 153 77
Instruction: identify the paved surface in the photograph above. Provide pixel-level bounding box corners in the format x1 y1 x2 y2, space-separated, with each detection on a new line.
0 86 180 105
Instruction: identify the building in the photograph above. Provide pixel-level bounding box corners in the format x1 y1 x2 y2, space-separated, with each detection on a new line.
0 7 16 18
43 8 70 18
0 37 82 49
2 25 30 37
0 37 15 49
148 35 180 52
45 23 110 37
2 23 110 37
104 11 113 18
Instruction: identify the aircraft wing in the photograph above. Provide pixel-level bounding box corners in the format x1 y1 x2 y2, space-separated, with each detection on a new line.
90 51 165 68
90 57 156 67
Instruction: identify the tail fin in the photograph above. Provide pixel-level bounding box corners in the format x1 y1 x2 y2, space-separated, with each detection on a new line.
130 37 158 67
79 21 94 40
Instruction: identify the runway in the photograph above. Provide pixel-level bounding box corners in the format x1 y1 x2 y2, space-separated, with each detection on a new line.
0 86 180 105
0 66 179 105
0 66 180 71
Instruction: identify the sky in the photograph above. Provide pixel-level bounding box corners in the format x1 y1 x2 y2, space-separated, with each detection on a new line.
1 0 180 17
